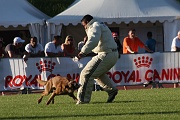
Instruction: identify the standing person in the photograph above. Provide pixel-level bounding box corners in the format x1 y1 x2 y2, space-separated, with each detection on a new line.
171 30 180 88
78 36 96 56
123 29 153 54
44 35 64 57
112 32 123 54
61 35 78 57
78 36 88 52
145 32 156 53
76 14 119 104
171 31 180 52
5 37 25 58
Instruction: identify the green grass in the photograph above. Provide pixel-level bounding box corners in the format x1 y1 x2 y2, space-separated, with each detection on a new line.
0 88 180 120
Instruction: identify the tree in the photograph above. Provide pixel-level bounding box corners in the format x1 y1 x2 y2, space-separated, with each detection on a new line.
28 0 75 17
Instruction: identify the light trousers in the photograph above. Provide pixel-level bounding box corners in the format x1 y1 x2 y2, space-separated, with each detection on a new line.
77 51 119 103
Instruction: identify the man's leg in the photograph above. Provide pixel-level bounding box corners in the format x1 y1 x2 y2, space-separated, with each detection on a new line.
77 52 118 104
95 74 118 103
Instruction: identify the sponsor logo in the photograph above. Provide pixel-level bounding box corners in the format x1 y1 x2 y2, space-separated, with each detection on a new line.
134 56 153 68
36 60 56 72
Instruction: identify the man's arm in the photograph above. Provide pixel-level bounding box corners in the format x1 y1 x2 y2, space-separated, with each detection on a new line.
144 46 153 53
126 46 135 53
172 46 180 52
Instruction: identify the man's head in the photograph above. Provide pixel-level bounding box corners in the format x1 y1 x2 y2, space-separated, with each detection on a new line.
13 37 25 48
128 29 136 39
178 31 180 39
112 32 118 40
147 32 152 39
30 37 38 48
53 35 62 46
81 14 93 29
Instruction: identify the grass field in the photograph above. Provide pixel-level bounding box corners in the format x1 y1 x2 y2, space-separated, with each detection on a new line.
0 88 180 120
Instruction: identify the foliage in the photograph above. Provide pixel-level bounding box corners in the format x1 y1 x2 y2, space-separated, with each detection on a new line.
0 88 180 120
28 0 75 17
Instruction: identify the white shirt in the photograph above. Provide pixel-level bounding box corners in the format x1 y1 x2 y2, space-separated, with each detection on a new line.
171 36 180 51
25 43 44 54
44 42 62 56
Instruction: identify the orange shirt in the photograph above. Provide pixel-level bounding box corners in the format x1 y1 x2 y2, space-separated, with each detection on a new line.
123 37 145 54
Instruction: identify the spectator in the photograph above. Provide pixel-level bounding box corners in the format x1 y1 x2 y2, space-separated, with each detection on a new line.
112 32 123 54
44 35 64 57
5 37 25 58
61 35 78 57
76 14 119 104
78 36 97 57
23 37 44 61
0 37 6 57
123 29 153 54
145 32 156 53
78 36 88 51
171 31 180 52
171 30 180 88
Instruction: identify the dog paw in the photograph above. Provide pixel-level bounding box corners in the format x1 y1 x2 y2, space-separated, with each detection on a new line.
38 99 42 104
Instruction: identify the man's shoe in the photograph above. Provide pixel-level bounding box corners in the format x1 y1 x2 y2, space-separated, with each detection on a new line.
107 89 118 103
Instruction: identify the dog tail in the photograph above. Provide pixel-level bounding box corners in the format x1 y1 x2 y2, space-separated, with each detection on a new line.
36 79 47 86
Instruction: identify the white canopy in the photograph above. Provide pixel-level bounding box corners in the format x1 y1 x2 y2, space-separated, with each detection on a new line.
48 0 180 25
0 0 50 45
47 0 180 51
0 0 49 28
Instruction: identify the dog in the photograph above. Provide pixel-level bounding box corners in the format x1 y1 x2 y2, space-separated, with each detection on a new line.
36 76 80 105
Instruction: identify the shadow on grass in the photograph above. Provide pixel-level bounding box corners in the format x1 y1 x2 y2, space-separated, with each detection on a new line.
1 111 180 120
92 100 142 104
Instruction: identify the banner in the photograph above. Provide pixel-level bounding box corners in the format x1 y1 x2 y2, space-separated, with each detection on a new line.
0 52 179 90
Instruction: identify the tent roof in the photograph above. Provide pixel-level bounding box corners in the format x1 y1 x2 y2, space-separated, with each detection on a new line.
48 0 180 25
0 0 50 28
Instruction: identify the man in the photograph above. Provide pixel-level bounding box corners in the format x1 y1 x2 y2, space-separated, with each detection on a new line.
171 31 180 52
123 29 153 54
5 37 25 58
76 14 119 104
25 37 44 57
44 35 64 57
112 32 123 54
171 30 180 88
145 31 156 53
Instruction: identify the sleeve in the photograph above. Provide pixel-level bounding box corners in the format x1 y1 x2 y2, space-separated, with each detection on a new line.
81 24 101 55
45 43 52 53
137 38 145 48
123 37 128 48
171 38 176 51
25 44 31 53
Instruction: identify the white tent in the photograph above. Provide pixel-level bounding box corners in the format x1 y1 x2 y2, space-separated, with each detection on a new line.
0 0 50 45
47 0 180 52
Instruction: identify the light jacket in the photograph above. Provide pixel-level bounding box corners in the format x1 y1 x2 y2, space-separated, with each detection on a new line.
81 19 117 55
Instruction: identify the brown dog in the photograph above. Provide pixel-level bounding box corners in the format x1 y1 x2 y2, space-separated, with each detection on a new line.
37 76 80 105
